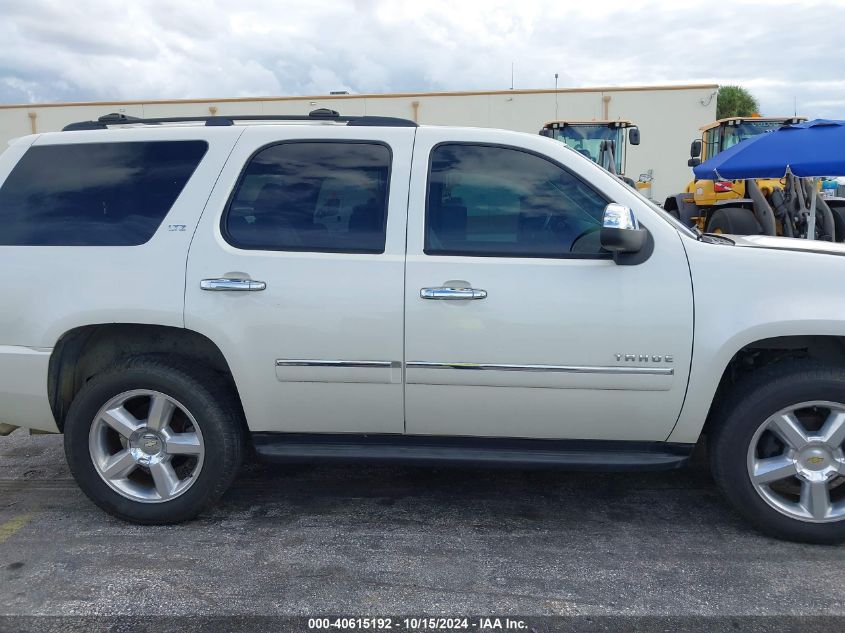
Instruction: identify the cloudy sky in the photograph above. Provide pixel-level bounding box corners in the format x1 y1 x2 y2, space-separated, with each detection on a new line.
1 0 843 117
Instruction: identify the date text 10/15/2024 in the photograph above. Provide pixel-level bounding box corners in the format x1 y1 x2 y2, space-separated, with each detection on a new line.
307 617 529 630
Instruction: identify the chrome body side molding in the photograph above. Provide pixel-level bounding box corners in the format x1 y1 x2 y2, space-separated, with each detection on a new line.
274 359 673 390
405 361 673 376
275 359 402 384
405 361 674 391
276 360 395 369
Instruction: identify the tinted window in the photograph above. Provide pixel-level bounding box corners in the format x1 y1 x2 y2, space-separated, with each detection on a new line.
225 142 391 253
426 144 609 257
0 141 207 246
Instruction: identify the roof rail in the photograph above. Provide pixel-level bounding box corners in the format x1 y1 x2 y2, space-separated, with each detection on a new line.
62 108 417 131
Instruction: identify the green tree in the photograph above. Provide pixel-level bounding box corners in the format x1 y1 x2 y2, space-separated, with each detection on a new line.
717 85 760 119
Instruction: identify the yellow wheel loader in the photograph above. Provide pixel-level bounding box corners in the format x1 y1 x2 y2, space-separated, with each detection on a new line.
663 117 845 240
539 120 645 190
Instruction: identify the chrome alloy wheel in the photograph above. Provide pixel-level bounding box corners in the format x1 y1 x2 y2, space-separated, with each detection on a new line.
747 401 845 522
88 389 205 503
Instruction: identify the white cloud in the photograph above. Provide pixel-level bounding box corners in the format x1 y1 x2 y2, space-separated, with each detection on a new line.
0 0 844 118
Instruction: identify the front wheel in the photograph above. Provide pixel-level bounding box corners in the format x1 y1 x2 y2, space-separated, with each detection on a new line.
64 355 246 524
710 361 845 543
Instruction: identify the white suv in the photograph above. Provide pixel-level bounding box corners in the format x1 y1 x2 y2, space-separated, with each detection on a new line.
1 110 844 543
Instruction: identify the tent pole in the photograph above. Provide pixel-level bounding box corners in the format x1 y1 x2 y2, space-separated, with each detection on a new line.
807 177 819 240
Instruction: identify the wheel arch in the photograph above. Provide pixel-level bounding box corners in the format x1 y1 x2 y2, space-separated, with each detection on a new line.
48 323 243 432
702 334 845 436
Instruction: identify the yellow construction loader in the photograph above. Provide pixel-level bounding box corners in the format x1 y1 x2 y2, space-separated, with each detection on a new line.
539 120 645 190
662 116 845 239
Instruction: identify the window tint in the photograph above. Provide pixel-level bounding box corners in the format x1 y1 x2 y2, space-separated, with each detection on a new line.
425 144 609 257
225 142 391 253
0 141 207 246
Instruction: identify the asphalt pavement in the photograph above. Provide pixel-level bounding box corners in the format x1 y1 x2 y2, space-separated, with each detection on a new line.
0 428 843 631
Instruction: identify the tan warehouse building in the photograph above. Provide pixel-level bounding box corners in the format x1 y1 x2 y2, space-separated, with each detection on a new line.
0 84 717 202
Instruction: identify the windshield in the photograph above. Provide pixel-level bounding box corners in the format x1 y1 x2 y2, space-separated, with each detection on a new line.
720 121 783 153
550 125 625 175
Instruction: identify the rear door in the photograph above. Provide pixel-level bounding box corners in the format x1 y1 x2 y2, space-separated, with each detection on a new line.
185 125 414 434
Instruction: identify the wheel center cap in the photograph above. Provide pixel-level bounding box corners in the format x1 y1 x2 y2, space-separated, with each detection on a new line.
140 433 162 456
128 430 165 465
798 446 831 472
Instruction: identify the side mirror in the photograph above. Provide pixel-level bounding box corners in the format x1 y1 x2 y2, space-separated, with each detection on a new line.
628 126 640 146
687 157 701 167
690 139 702 159
600 203 648 259
539 128 553 137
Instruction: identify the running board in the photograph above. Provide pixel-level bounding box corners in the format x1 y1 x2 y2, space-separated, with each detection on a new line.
252 434 693 471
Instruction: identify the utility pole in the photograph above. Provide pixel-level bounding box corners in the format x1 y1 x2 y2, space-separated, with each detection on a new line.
554 73 559 119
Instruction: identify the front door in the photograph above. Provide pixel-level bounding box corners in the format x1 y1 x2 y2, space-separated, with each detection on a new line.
186 125 414 434
404 128 693 441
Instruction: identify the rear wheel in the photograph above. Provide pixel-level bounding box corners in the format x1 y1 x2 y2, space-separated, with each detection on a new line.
64 355 246 524
710 361 845 543
705 207 762 235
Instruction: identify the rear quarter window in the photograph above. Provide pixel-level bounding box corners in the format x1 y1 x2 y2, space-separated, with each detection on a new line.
0 140 208 246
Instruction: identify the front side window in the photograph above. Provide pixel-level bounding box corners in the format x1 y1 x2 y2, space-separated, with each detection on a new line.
0 141 207 246
425 144 609 257
224 142 391 253
703 128 719 161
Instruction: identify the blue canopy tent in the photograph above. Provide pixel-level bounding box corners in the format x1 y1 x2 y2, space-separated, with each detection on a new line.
694 119 845 180
693 120 845 239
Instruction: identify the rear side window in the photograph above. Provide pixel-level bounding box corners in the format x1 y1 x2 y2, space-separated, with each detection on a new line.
224 141 391 253
0 141 207 246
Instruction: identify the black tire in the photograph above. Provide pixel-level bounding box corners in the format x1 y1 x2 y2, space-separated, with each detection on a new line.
662 199 681 220
709 360 845 544
827 203 845 242
64 355 246 524
705 207 762 235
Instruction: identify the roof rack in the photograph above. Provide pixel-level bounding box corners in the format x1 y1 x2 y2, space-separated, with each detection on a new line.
62 108 417 131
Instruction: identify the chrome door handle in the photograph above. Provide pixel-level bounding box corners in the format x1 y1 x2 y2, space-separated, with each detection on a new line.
200 278 266 292
420 286 487 300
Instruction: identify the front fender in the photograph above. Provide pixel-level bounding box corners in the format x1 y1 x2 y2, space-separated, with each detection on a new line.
668 237 845 443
